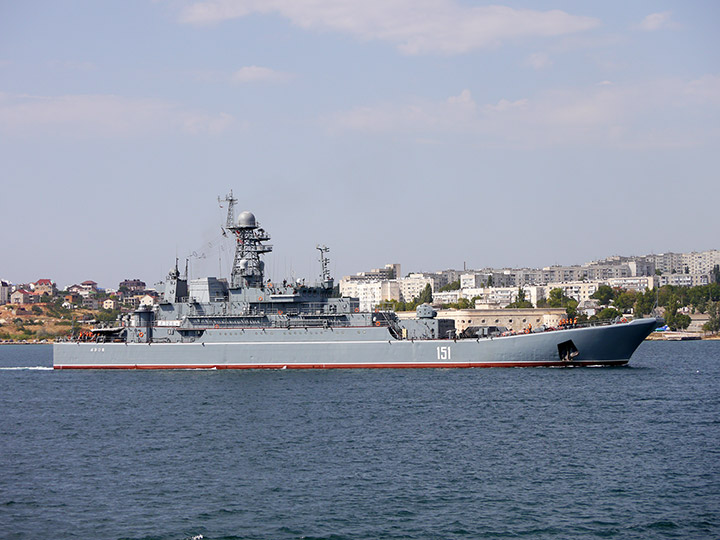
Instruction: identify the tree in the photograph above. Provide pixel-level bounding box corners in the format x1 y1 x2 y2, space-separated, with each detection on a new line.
596 307 621 320
673 313 692 330
547 288 578 317
417 284 433 305
439 280 460 292
591 285 614 306
506 288 533 309
634 289 657 317
713 265 720 284
97 308 120 323
663 297 691 330
613 290 638 312
547 288 565 308
703 301 720 333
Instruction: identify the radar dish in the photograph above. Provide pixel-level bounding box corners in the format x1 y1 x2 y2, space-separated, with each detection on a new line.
236 211 257 228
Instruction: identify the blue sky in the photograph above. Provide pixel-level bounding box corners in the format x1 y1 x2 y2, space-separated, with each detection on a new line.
1 1 718 289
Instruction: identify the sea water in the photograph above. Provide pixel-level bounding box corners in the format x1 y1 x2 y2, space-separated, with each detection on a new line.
1 342 718 540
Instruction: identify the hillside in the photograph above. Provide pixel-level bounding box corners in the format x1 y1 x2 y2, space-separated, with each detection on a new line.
0 303 101 343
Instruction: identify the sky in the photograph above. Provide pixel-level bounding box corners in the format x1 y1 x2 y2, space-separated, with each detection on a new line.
1 1 718 289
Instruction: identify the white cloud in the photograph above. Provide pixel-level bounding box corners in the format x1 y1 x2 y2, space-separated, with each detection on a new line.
0 93 234 137
180 0 600 54
329 76 720 148
638 11 675 31
525 52 552 70
232 66 292 83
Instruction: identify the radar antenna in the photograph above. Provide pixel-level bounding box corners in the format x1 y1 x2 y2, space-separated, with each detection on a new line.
317 245 333 289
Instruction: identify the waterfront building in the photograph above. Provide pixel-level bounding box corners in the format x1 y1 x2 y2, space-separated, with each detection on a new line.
397 308 566 334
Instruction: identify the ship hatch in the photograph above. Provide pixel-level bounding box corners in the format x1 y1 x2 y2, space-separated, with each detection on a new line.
557 340 579 362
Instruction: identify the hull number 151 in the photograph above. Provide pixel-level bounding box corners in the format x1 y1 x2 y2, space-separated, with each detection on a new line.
437 346 451 360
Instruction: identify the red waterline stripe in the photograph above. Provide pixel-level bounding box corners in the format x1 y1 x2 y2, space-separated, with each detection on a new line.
54 360 628 370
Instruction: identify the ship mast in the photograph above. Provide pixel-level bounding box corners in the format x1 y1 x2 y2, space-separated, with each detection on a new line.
218 190 237 233
317 245 333 289
224 206 272 289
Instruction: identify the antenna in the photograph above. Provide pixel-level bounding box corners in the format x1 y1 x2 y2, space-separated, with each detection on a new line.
317 245 331 285
218 190 237 233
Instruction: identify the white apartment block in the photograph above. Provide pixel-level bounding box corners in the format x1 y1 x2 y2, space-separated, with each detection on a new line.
460 273 487 289
606 276 656 292
342 263 400 284
456 286 544 308
399 274 436 303
432 290 461 305
680 250 720 275
429 269 461 290
658 273 711 287
651 252 684 274
546 281 600 302
339 279 400 312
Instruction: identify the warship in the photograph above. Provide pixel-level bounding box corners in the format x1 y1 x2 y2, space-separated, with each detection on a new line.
53 193 660 369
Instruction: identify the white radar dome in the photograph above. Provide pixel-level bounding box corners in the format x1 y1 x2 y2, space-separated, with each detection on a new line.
237 211 257 228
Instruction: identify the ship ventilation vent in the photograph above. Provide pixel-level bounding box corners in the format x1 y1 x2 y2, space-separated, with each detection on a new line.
557 340 579 362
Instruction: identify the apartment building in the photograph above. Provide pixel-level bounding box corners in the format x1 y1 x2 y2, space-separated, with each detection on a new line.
0 280 10 305
399 274 436 302
680 250 720 275
658 273 711 287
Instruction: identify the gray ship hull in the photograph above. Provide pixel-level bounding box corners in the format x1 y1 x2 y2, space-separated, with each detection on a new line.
53 318 658 369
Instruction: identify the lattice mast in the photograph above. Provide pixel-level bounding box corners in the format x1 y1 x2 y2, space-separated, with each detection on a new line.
218 190 237 232
221 200 272 288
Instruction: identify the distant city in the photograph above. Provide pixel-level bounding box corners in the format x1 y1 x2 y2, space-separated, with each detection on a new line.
339 249 720 312
2 249 719 315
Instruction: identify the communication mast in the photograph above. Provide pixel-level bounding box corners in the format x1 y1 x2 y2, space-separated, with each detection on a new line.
317 245 333 289
218 190 237 233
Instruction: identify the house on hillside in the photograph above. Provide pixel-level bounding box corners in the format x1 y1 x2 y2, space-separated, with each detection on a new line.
10 289 33 304
119 279 146 293
64 293 81 305
82 297 100 310
33 279 57 299
68 281 99 299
